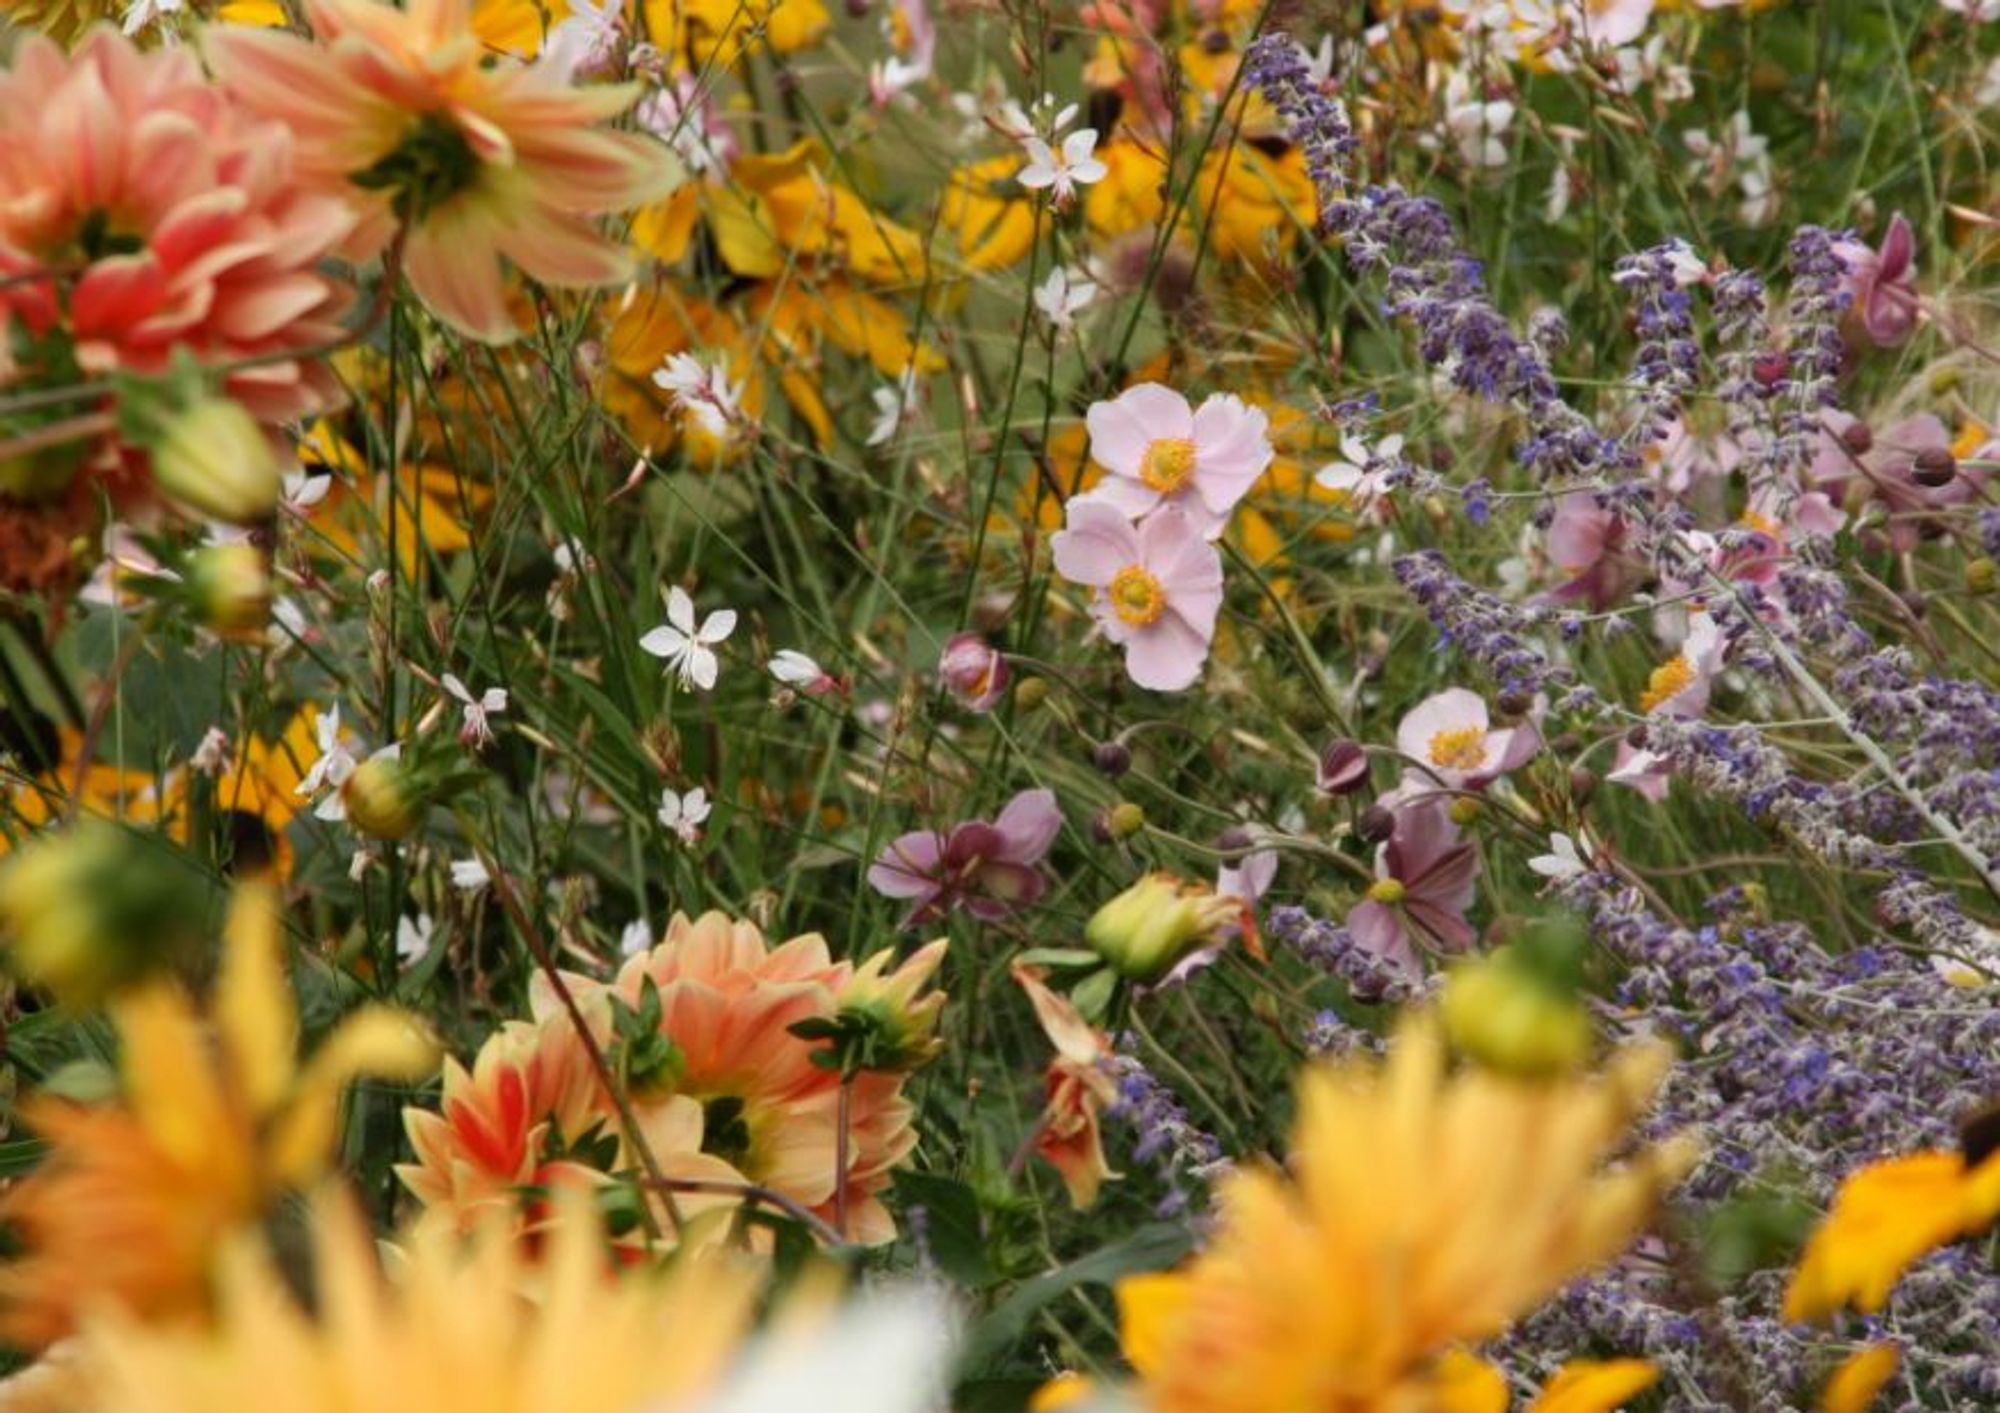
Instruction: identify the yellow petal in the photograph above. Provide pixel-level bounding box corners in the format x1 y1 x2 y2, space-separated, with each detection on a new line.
1115 1272 1192 1380
1028 1373 1097 1411
214 881 298 1120
1529 1358 1660 1413
113 982 233 1177
1821 1344 1899 1413
267 1007 440 1188
1430 1350 1511 1413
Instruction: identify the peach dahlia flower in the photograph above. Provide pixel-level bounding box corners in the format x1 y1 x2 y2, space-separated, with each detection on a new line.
204 0 682 343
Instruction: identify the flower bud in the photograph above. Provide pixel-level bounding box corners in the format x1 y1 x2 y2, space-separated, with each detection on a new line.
1084 874 1238 985
1013 676 1048 710
1911 448 1957 489
340 753 425 840
939 632 1008 712
1356 803 1396 844
1092 740 1132 777
1442 952 1593 1079
1840 420 1874 456
1567 765 1596 805
817 938 949 1073
184 544 272 640
0 824 206 1007
1966 557 1997 595
1448 797 1483 827
1104 801 1146 840
1315 740 1369 795
147 396 282 524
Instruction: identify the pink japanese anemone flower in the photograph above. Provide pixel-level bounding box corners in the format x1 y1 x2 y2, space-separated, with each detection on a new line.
203 0 682 344
1394 688 1539 794
1346 796 1480 978
1833 213 1918 348
867 786 1062 927
1051 501 1224 692
539 912 920 1245
0 30 355 425
1077 382 1274 539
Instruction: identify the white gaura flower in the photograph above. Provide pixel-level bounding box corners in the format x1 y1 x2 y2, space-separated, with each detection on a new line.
538 0 624 81
1033 265 1098 331
769 649 834 693
396 913 436 966
866 369 922 448
281 466 330 518
658 786 711 845
700 1290 957 1413
640 587 737 691
296 705 358 806
1442 72 1515 170
442 674 508 749
1017 128 1107 206
450 857 491 893
1529 831 1591 883
652 352 745 440
618 918 653 957
1314 432 1403 514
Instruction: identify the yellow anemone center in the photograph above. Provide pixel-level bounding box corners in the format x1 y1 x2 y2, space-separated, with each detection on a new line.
1108 565 1167 626
1427 726 1489 772
1366 878 1406 905
1139 438 1198 493
1738 509 1781 539
1639 653 1696 713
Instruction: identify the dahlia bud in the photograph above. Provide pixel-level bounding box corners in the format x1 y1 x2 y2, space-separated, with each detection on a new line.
939 632 1008 712
803 938 949 1074
0 823 206 1007
1084 874 1238 984
184 544 273 640
340 753 426 840
147 395 282 524
1442 951 1593 1079
1315 740 1369 795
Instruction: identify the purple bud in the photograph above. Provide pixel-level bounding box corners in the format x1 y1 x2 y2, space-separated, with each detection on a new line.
1316 740 1370 795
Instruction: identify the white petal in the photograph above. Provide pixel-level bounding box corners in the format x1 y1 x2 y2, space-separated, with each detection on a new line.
666 585 697 634
689 649 719 692
700 609 738 644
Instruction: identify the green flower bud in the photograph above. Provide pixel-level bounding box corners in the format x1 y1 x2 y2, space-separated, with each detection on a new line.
184 544 273 640
340 753 426 841
1084 873 1240 985
1441 950 1593 1079
148 396 281 524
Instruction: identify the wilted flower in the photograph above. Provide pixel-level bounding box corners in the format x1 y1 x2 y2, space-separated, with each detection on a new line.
1076 384 1274 539
868 787 1062 926
1013 964 1119 1208
938 633 1009 711
1050 503 1223 693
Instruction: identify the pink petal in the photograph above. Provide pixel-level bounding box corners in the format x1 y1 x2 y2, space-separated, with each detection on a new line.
1050 500 1139 586
1122 613 1209 692
1085 383 1191 475
992 787 1061 863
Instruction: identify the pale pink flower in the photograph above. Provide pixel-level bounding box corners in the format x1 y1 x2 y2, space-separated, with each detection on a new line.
1834 214 1919 347
868 788 1062 927
204 0 680 344
1346 798 1480 978
1017 128 1107 206
1810 411 1986 551
1078 384 1274 538
1608 739 1671 802
1394 688 1540 792
1543 490 1640 609
1639 611 1725 719
1050 502 1223 692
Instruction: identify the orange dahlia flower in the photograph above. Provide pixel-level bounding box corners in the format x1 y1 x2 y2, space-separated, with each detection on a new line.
537 912 926 1244
203 0 682 343
0 30 355 423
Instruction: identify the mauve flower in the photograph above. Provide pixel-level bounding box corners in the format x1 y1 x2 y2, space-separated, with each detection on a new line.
1834 214 1919 347
938 632 1008 712
1543 490 1640 610
205 0 680 344
1075 383 1274 539
867 787 1062 926
1345 797 1479 978
1394 687 1539 792
1810 411 1986 551
1050 502 1223 693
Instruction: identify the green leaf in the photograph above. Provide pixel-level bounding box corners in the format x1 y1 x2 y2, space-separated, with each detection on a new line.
958 1222 1195 1373
893 1170 993 1289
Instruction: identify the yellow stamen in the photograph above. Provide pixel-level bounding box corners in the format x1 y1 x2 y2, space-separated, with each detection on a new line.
1366 878 1406 905
1426 726 1489 772
1639 653 1695 713
1107 565 1166 625
1138 438 1198 494
1738 509 1781 539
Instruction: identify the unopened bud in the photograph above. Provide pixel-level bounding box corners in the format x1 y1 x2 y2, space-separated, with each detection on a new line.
1105 801 1146 840
1356 804 1396 844
1911 448 1958 488
1092 740 1132 777
1448 797 1482 827
1013 677 1048 710
939 633 1008 712
1966 557 1997 594
341 754 425 841
1567 765 1597 805
185 544 272 640
1840 421 1874 456
1085 874 1237 984
148 396 282 524
1442 954 1593 1078
1316 740 1369 795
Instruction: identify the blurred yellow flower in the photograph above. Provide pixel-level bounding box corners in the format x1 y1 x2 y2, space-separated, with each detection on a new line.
1112 1016 1696 1410
1784 1146 2000 1323
940 156 1039 272
1819 1345 1900 1413
0 883 438 1346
